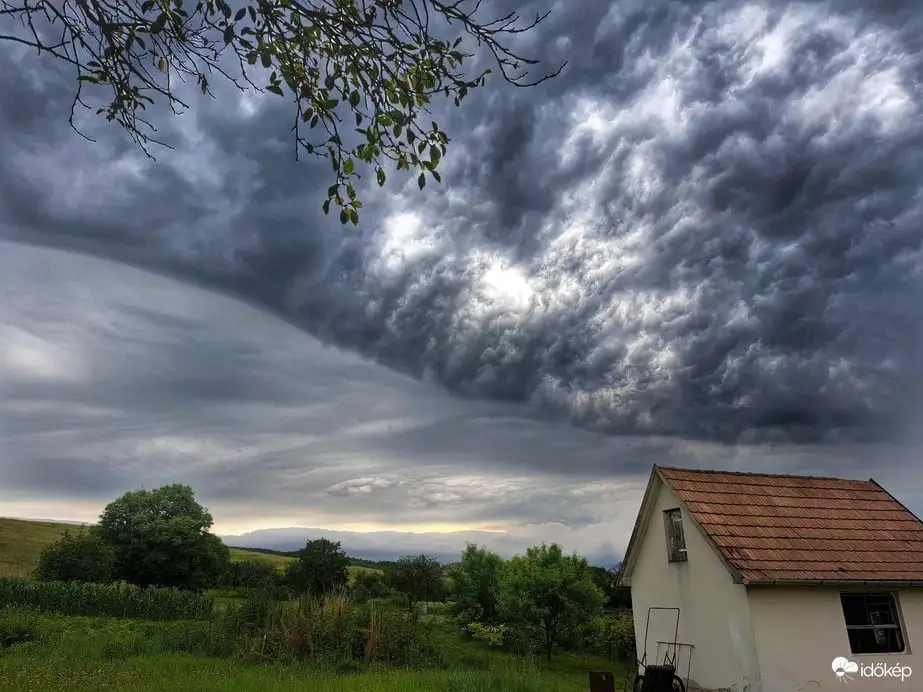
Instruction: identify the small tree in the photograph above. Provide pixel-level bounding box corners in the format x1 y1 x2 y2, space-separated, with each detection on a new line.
284 538 350 597
96 484 230 589
500 543 605 660
447 543 504 625
388 554 444 611
33 528 115 584
349 568 391 602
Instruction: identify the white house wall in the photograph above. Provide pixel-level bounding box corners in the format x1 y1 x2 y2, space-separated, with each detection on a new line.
747 585 922 692
629 476 761 691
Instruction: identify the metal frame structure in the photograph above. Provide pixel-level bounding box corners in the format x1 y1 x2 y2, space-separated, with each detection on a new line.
623 607 690 692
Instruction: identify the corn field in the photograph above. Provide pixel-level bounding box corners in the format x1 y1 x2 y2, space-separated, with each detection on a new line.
0 578 213 620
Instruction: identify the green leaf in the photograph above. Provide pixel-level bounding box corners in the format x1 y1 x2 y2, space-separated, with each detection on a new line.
260 50 271 69
344 158 354 175
223 26 234 44
349 90 360 107
430 145 440 163
322 199 331 215
151 13 167 34
432 170 442 183
339 208 349 224
349 208 359 225
418 173 426 190
234 8 246 21
376 168 386 187
266 84 284 96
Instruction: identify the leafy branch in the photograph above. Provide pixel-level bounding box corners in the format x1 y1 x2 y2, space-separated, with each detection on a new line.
0 0 562 223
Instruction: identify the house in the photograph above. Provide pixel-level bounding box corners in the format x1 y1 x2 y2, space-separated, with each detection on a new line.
618 465 923 692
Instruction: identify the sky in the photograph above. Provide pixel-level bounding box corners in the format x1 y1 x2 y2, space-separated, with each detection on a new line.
2 0 923 564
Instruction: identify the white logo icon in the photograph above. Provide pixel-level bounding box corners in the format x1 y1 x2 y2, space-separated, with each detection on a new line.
832 657 859 683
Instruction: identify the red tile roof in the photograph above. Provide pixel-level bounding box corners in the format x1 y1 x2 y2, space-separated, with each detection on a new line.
657 466 923 583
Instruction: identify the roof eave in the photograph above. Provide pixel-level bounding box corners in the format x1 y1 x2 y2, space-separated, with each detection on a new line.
742 578 923 587
617 465 663 588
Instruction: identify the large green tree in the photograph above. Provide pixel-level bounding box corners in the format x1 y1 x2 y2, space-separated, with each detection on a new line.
447 543 503 624
500 543 605 660
96 483 229 589
284 537 350 596
388 554 444 611
0 0 560 221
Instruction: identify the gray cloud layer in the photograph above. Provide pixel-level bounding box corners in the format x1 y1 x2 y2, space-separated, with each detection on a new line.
4 0 923 558
4 1 923 446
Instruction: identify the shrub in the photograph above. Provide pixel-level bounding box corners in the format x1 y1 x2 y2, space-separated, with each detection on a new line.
0 577 213 620
0 609 43 649
349 569 391 603
611 614 636 659
33 528 115 584
218 561 286 597
466 622 506 648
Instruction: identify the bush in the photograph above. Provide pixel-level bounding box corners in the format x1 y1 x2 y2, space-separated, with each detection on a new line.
218 561 286 597
0 609 43 649
611 614 636 659
466 622 506 648
0 578 213 620
349 569 391 603
33 528 115 584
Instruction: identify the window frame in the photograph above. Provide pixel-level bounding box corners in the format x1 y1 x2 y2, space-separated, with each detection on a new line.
663 508 687 563
839 591 907 655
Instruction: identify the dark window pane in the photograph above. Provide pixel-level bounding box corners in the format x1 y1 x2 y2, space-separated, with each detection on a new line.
841 594 870 626
848 626 904 654
866 597 897 626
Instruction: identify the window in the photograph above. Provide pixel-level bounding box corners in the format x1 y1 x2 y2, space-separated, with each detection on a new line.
664 508 687 562
840 593 906 654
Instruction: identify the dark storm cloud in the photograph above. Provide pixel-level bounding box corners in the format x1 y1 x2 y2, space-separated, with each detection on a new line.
4 0 923 451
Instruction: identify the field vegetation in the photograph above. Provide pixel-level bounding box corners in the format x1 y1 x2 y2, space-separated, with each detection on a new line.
0 484 635 691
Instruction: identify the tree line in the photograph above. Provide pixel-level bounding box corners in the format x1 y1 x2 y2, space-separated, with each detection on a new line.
35 483 634 660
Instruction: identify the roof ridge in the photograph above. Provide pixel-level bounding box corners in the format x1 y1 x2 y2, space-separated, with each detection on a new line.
656 465 874 484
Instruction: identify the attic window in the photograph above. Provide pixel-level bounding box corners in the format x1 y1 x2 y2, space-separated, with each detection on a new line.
841 593 905 654
664 508 687 563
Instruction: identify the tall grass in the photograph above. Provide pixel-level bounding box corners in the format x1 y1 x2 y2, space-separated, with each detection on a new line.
0 578 213 620
227 590 436 667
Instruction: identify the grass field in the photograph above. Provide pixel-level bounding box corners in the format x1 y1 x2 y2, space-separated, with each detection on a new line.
0 518 79 579
0 609 628 692
226 547 294 568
